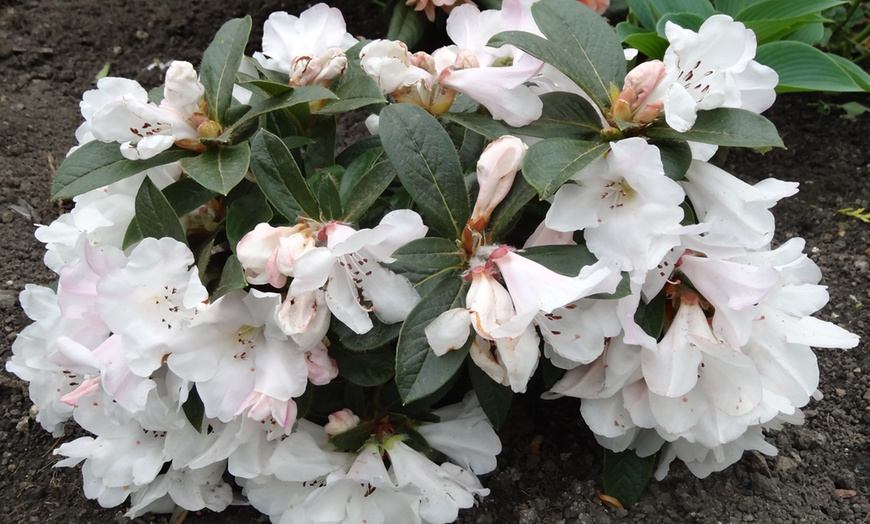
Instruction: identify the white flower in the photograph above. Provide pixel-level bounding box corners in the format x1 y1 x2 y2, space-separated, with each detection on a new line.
95 237 209 377
652 14 779 132
89 61 213 159
546 138 688 276
417 392 502 475
386 438 489 524
254 4 357 87
290 210 428 334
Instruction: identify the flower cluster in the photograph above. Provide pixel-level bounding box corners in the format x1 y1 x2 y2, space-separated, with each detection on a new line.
7 0 858 521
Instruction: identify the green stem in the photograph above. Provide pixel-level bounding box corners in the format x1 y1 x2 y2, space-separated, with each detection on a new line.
830 0 863 45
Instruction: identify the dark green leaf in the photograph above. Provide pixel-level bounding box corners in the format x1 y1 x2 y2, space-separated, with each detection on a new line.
441 112 512 141
651 140 692 181
468 361 512 429
180 142 251 195
122 217 143 250
226 186 272 252
331 345 395 387
380 104 470 239
622 30 669 60
51 142 197 200
250 129 320 220
310 166 343 220
490 0 627 110
162 177 219 215
193 234 216 281
603 449 656 508
200 16 252 123
182 386 205 432
521 244 599 276
387 3 426 48
230 86 337 134
339 149 397 222
328 420 377 453
634 291 666 339
337 136 383 167
133 177 187 244
627 0 661 30
645 108 784 149
212 254 247 301
411 267 465 300
305 115 338 172
512 92 604 140
522 139 610 199
392 237 465 270
488 176 539 239
396 276 471 404
331 316 403 351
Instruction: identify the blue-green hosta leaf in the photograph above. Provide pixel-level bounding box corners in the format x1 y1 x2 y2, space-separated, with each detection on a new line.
179 143 251 195
51 142 197 200
379 104 470 239
522 139 611 199
757 41 867 93
489 0 626 110
200 16 252 124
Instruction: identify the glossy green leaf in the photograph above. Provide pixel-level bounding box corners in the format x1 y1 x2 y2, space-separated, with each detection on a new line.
396 277 471 404
339 148 397 222
179 142 251 195
603 449 656 508
380 104 470 239
132 177 186 245
211 254 247 301
784 21 824 45
655 12 705 36
226 186 272 252
621 28 669 59
489 0 626 109
250 128 320 221
743 14 828 44
646 108 784 149
392 238 465 270
468 361 512 429
328 420 378 453
331 345 395 387
758 41 865 92
200 16 252 123
51 142 196 200
522 139 610 199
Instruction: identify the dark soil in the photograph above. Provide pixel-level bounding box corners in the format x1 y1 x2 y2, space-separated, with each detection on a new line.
1 1 868 523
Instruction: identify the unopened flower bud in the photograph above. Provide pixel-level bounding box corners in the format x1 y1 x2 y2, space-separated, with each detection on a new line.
470 136 528 229
325 408 361 436
579 0 610 15
196 119 222 139
611 60 666 124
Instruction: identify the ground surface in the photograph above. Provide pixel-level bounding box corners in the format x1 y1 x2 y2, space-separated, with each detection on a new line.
0 1 868 523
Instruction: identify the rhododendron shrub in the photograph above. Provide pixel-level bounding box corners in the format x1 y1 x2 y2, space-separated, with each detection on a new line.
7 0 858 520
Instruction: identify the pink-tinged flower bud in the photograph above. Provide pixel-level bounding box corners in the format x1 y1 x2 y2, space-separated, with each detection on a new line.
236 392 298 428
453 48 480 71
470 136 528 229
612 60 666 124
306 345 338 386
325 408 361 436
579 0 610 15
237 222 316 288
